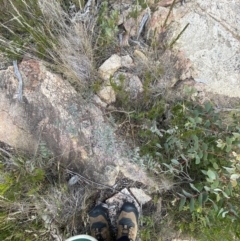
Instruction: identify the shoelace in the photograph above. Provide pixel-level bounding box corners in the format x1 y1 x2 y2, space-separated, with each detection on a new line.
121 225 134 241
94 228 104 241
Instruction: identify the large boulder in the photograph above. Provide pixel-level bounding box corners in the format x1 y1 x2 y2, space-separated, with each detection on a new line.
0 59 158 189
171 0 240 97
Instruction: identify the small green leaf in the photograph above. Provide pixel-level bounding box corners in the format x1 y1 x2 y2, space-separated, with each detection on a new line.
216 193 220 202
202 143 208 151
206 178 212 183
213 162 219 169
228 182 233 193
207 169 216 181
198 150 203 159
156 152 163 158
222 211 229 218
205 120 211 128
156 143 162 148
216 139 225 149
180 154 188 161
198 193 203 207
222 191 230 199
226 137 233 145
203 152 208 161
195 117 202 124
179 197 186 211
195 155 200 164
177 192 185 198
162 163 170 169
204 102 212 112
204 186 211 191
224 186 232 196
217 208 224 217
189 117 195 123
226 145 232 152
223 167 235 173
232 132 240 139
201 170 207 175
189 197 195 212
209 198 218 211
182 189 193 198
171 159 180 165
190 183 200 193
211 180 219 189
195 183 204 192
193 135 199 150
202 193 208 204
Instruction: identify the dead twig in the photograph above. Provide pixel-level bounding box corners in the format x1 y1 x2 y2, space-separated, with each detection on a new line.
0 147 13 157
64 168 136 200
13 60 23 101
137 9 150 40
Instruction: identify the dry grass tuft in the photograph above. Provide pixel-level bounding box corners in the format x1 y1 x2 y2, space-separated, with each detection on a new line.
0 0 95 89
40 184 88 227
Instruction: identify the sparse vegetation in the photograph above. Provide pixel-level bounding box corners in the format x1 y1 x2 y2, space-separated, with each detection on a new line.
0 0 240 241
0 141 94 241
96 1 119 47
0 145 53 240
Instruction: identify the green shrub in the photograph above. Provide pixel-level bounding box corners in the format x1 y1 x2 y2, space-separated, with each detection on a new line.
93 1 119 63
130 87 240 239
97 1 119 47
112 84 240 239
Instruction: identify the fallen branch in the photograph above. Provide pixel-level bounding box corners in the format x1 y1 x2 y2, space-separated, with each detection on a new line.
13 60 23 101
137 9 150 40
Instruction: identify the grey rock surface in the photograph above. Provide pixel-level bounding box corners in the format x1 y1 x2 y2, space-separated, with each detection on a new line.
97 85 116 104
0 59 157 189
114 72 143 99
129 187 152 204
121 55 134 68
172 0 240 97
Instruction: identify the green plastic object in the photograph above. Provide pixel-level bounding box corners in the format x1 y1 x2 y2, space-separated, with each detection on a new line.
65 234 97 241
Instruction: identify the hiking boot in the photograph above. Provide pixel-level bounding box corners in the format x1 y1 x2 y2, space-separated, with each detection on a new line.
117 202 139 241
89 204 110 241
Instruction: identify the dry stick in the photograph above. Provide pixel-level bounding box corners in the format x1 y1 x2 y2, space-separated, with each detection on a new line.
13 60 23 101
0 147 13 158
64 167 138 201
137 10 150 40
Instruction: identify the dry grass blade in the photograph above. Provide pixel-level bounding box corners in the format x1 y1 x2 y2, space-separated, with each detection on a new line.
0 0 95 90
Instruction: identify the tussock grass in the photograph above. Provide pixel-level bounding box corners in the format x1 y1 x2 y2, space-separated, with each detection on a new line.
40 184 88 228
0 0 94 89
